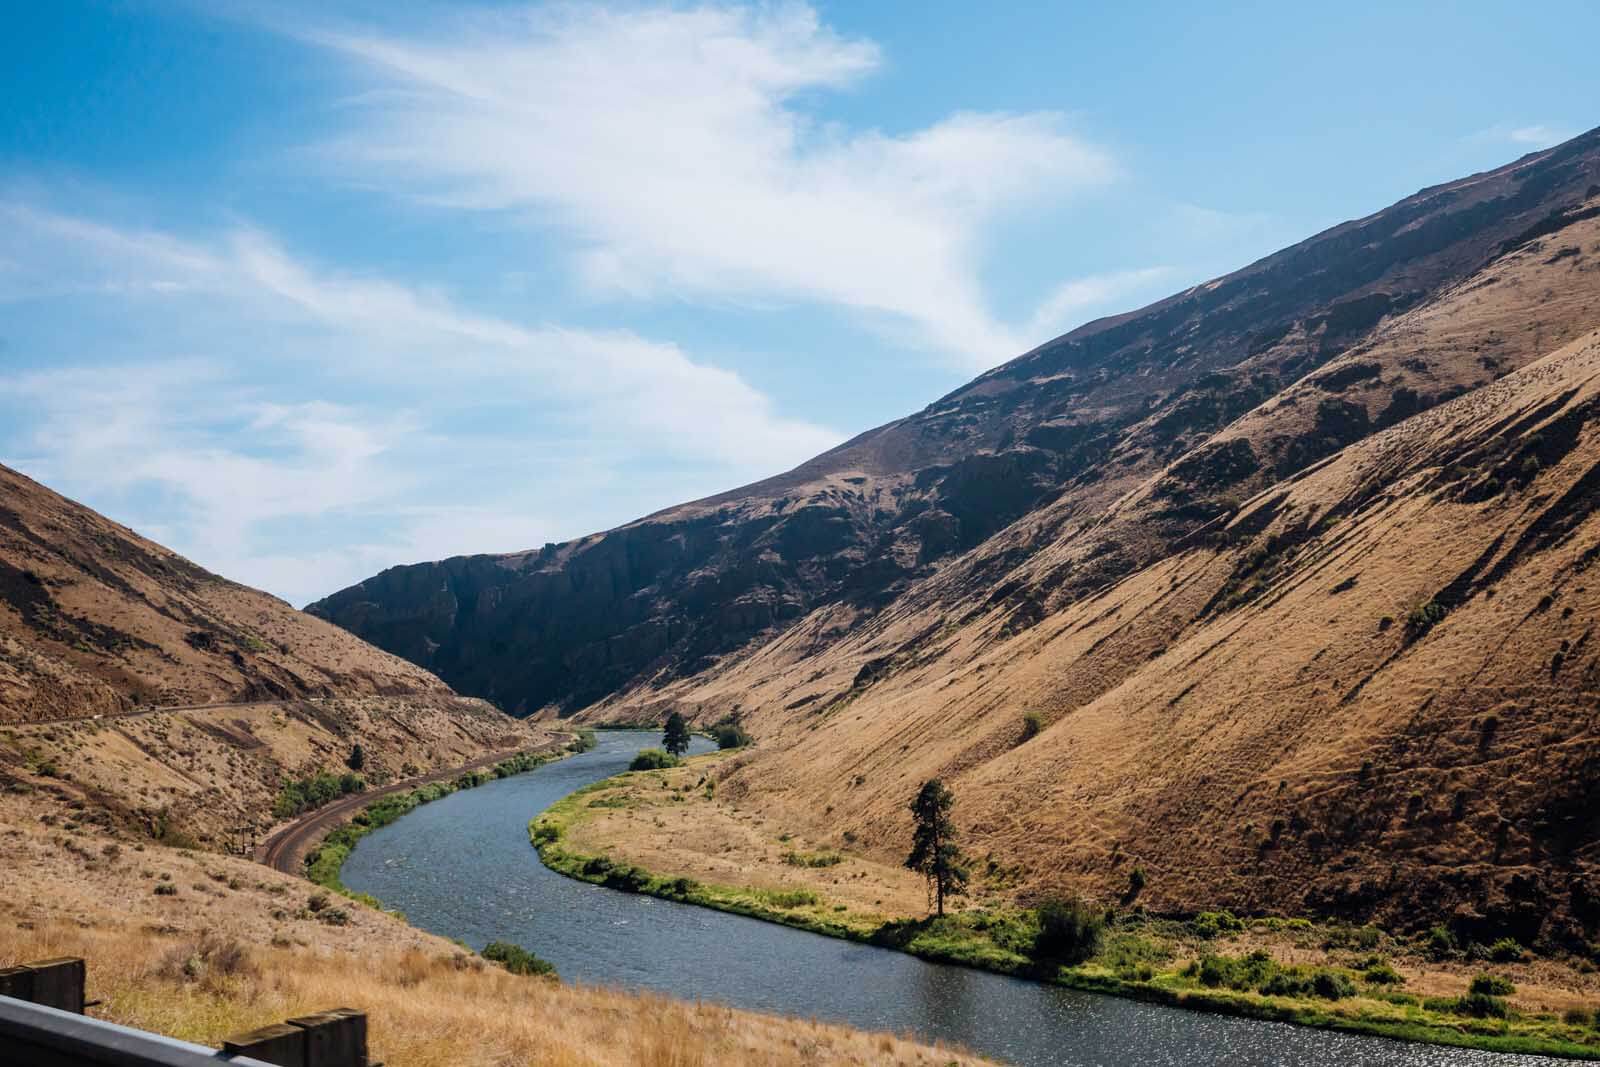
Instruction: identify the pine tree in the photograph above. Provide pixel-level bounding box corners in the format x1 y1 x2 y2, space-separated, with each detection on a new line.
663 711 692 757
905 778 967 916
346 743 366 773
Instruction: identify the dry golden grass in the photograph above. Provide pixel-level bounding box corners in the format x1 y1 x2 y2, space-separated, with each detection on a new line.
0 918 981 1067
0 798 983 1067
0 695 563 849
567 757 929 920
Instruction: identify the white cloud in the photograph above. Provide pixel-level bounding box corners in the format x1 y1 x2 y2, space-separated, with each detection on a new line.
1468 123 1578 151
1026 267 1173 342
0 201 841 604
297 3 1116 369
1507 124 1575 147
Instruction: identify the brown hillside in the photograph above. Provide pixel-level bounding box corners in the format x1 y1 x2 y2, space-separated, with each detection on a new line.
621 308 1600 944
0 460 566 847
0 462 448 723
310 129 1600 940
310 127 1600 718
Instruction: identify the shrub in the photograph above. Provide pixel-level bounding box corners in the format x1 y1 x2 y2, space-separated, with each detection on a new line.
1100 932 1171 977
629 748 679 771
1469 973 1515 996
782 850 843 868
1424 924 1459 960
1323 922 1383 950
1197 955 1235 988
1488 937 1526 962
1311 970 1356 1000
1361 961 1405 986
1454 992 1510 1018
1562 1007 1590 1027
664 876 699 899
1019 713 1044 743
153 883 178 896
1256 965 1353 1000
603 865 652 893
713 723 752 749
1033 896 1106 964
1406 598 1446 635
156 933 253 986
1190 910 1244 939
1127 867 1147 896
482 940 557 978
274 771 365 819
1262 971 1313 998
1195 951 1277 991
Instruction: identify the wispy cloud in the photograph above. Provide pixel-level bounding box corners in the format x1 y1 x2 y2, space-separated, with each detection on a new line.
1026 267 1173 343
0 201 840 603
1468 122 1578 151
292 3 1116 370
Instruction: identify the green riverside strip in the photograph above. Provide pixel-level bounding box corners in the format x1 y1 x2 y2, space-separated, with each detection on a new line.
529 764 1600 1061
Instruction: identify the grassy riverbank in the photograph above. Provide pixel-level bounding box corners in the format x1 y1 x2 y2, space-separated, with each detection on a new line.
305 731 597 903
1 729 989 1067
530 756 1600 1060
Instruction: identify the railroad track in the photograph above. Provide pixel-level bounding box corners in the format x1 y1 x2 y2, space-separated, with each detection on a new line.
255 746 537 875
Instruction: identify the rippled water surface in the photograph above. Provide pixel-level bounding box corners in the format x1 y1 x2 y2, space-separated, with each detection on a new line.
342 731 1561 1067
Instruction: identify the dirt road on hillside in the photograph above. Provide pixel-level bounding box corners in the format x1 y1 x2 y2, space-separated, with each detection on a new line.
257 745 551 875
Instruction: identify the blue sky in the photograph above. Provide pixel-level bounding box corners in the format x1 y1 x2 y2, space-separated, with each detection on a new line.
1 1 1593 606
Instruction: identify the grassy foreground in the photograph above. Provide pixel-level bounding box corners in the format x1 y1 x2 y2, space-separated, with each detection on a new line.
0 735 986 1067
0 916 980 1067
531 760 1600 1060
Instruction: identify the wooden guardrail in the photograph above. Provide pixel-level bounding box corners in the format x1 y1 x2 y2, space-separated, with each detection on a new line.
222 1009 368 1067
0 957 370 1067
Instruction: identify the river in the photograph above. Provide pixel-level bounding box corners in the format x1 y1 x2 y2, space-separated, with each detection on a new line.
341 729 1562 1066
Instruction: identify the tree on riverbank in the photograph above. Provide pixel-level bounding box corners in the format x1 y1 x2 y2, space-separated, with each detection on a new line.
906 778 967 916
663 711 692 757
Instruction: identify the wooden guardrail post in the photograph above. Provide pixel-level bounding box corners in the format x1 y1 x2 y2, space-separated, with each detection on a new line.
0 958 86 1013
289 1009 367 1066
222 1008 367 1067
223 1022 309 1066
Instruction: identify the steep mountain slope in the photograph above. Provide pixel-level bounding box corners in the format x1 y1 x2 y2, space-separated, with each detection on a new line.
311 127 1600 717
0 463 564 847
580 183 1600 941
0 463 447 723
659 320 1600 943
